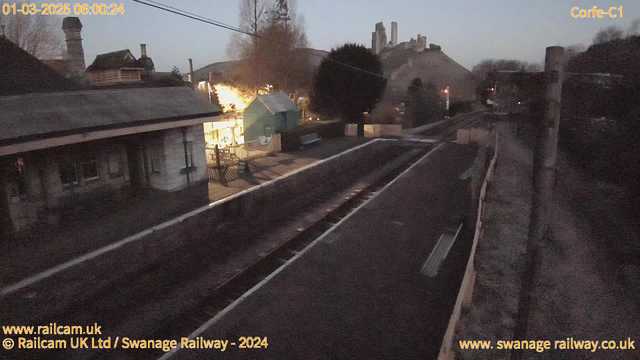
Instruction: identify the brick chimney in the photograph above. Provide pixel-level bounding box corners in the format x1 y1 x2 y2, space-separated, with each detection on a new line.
139 43 154 73
62 17 86 83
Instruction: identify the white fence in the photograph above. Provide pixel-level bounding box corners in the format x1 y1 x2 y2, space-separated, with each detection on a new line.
438 131 499 360
345 124 403 137
206 133 282 166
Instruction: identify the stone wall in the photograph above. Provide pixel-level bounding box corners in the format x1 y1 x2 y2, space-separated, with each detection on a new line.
4 140 131 232
145 125 208 191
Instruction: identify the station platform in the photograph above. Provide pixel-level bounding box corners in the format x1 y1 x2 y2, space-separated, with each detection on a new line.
174 142 478 359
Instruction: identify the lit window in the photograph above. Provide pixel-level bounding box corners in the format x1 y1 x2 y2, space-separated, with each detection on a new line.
108 151 123 178
185 141 193 168
58 155 79 187
8 157 27 203
78 153 99 181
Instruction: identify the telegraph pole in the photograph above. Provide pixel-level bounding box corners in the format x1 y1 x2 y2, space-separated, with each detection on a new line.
513 46 565 355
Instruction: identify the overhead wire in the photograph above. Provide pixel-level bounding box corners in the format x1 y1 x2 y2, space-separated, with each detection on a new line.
132 0 443 93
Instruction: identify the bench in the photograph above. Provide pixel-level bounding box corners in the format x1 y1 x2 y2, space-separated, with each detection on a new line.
300 133 321 147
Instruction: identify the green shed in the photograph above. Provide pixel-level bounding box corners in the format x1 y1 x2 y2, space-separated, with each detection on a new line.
242 93 299 142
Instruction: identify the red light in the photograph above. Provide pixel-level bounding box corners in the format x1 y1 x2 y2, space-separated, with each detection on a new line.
443 89 448 94
490 88 495 91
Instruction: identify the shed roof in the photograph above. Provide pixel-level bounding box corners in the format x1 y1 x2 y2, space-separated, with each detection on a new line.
86 49 144 71
253 93 298 114
0 36 79 96
0 87 221 145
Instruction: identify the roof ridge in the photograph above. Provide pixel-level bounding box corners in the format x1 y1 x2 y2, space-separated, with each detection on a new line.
0 86 188 101
96 49 132 57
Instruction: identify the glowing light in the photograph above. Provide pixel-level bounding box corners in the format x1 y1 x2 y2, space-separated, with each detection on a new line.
213 84 253 113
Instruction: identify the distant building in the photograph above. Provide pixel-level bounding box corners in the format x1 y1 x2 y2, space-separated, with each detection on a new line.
242 93 299 142
366 21 476 101
391 22 398 47
372 21 400 54
372 22 388 54
86 45 155 86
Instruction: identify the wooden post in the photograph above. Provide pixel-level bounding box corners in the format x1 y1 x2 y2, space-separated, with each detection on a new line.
513 46 564 352
214 144 221 169
529 46 564 248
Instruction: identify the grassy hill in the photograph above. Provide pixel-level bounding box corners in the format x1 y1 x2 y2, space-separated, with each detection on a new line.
379 43 478 101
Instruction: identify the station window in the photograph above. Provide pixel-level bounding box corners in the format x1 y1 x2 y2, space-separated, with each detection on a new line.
78 152 100 182
150 144 162 173
58 154 79 187
108 151 123 178
8 157 28 203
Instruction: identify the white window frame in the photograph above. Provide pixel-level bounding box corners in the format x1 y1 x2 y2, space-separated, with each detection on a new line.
150 144 162 173
8 157 28 203
58 155 79 188
79 153 100 182
108 150 123 178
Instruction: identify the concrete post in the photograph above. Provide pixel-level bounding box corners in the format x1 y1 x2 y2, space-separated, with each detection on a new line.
529 46 564 244
513 46 564 355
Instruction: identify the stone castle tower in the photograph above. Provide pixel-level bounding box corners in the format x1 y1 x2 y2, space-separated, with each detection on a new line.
372 21 399 54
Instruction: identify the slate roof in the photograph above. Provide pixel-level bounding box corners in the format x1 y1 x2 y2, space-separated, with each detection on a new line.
253 93 298 114
0 87 221 145
0 36 78 96
86 49 144 71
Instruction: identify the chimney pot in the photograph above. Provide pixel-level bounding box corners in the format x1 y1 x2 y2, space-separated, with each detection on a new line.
140 43 147 57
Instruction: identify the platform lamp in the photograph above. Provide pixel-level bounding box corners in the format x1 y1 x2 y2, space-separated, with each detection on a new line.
443 86 450 118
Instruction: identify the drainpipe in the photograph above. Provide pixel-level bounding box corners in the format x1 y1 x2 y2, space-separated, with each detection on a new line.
188 58 194 88
182 128 191 186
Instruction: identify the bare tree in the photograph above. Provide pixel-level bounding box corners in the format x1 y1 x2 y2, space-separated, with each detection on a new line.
0 1 62 59
627 18 640 37
227 0 311 93
564 43 586 62
472 59 541 80
593 25 623 44
226 0 268 91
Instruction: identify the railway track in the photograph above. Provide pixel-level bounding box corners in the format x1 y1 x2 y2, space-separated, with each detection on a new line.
426 111 488 139
120 147 431 359
112 112 488 360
